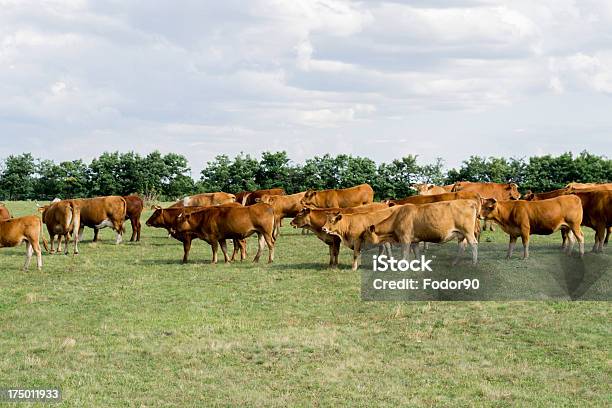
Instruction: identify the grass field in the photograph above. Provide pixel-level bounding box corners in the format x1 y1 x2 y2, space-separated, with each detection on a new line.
0 201 610 407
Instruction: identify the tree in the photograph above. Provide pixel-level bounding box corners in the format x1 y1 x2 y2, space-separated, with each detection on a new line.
0 153 36 200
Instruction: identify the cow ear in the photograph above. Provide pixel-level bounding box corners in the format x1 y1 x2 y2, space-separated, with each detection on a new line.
37 206 45 213
368 225 376 233
303 207 311 214
388 202 396 207
334 214 343 222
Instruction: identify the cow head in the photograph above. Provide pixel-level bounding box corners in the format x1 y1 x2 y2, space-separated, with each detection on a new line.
479 198 498 220
290 208 311 228
173 210 192 233
300 190 318 208
257 194 275 204
363 225 381 245
413 183 432 195
506 183 521 200
321 212 343 235
145 205 164 227
522 190 534 200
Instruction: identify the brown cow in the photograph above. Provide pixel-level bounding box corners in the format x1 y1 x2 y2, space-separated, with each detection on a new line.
479 195 584 259
414 183 455 195
243 188 286 206
289 203 389 268
75 196 126 247
301 184 374 209
122 195 144 242
0 203 10 220
0 215 49 270
170 192 236 208
257 192 305 238
362 199 480 265
522 188 568 201
145 204 247 263
565 182 612 190
38 199 79 255
320 206 401 270
452 182 520 231
173 203 275 264
569 190 612 252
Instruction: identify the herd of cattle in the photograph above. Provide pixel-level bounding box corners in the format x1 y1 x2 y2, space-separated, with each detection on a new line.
0 181 610 271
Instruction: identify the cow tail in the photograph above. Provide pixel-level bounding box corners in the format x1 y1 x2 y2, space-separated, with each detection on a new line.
39 217 49 252
119 197 128 234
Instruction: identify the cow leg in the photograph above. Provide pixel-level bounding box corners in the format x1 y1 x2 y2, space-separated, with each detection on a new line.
351 240 362 271
604 226 610 246
507 236 517 259
220 240 230 263
328 244 335 268
57 235 63 253
23 241 33 271
32 240 42 270
521 232 530 260
560 227 569 250
93 228 99 242
570 225 584 257
136 218 141 242
422 242 429 252
466 234 478 264
49 234 55 254
129 217 136 241
273 221 280 240
230 239 238 262
240 239 247 261
63 234 70 255
78 226 85 242
264 233 275 263
332 239 340 267
384 242 392 257
453 239 467 266
211 240 219 264
253 233 264 263
182 237 192 263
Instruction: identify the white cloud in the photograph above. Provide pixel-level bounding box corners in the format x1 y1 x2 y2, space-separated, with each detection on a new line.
0 0 610 172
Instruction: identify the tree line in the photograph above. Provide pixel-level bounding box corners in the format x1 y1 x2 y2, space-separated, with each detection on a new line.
0 150 609 201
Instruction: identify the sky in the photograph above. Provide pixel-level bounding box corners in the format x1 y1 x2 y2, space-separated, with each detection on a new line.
1 0 611 176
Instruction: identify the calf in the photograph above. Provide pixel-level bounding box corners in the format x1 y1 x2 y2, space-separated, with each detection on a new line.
479 195 584 259
145 205 247 263
123 195 144 242
452 182 520 231
301 184 374 208
321 206 400 270
0 215 49 270
0 203 10 221
173 203 275 264
289 203 389 268
363 200 479 265
38 199 79 255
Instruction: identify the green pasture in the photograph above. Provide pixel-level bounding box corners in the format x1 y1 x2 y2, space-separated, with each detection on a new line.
0 201 610 407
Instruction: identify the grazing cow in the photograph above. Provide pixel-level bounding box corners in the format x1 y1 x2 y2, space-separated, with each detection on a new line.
362 200 479 265
569 190 612 252
289 203 389 268
75 196 127 246
243 188 286 206
0 203 10 220
170 192 236 208
257 192 306 238
38 199 79 255
0 215 49 270
121 195 144 242
146 204 247 263
301 184 374 209
173 203 275 264
414 183 455 195
320 206 401 270
522 188 569 201
479 195 584 259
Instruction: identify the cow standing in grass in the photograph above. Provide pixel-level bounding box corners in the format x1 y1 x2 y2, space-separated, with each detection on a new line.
0 215 49 270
